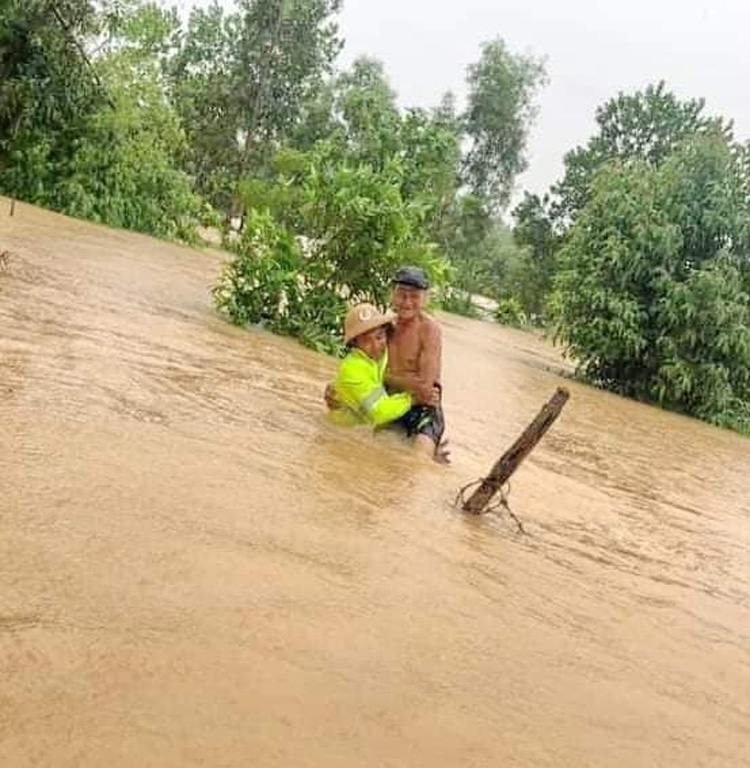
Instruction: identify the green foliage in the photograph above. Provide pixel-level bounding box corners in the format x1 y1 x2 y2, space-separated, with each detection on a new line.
167 3 241 210
0 0 204 239
0 0 103 170
655 258 750 428
58 51 202 238
169 0 342 209
0 11 203 239
294 56 463 230
234 0 342 144
441 194 539 321
102 0 181 59
400 105 463 242
0 0 100 122
438 287 480 319
214 208 348 353
463 38 547 212
495 83 733 336
215 209 301 327
511 192 558 319
552 134 750 431
328 57 400 166
216 142 447 354
494 296 527 327
553 81 731 223
287 148 440 303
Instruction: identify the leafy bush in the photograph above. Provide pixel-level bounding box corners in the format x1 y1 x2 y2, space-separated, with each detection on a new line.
494 297 527 327
552 134 750 432
214 209 347 353
654 258 750 430
0 35 204 240
215 144 448 354
438 287 481 318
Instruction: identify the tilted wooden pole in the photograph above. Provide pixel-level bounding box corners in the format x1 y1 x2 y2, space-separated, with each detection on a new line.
462 387 570 515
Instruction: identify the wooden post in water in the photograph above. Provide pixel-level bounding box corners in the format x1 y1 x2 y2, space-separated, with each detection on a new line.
462 387 570 515
9 198 16 217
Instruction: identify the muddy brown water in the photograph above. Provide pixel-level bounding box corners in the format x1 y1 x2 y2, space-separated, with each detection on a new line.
2 198 750 767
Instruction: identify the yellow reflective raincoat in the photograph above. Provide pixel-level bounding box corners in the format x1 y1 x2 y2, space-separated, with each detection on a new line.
328 348 412 427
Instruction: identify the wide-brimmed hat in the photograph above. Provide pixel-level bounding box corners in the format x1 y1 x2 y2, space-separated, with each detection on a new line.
344 303 395 345
392 265 429 290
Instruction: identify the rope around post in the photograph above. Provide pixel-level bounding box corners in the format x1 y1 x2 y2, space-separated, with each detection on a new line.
454 478 527 534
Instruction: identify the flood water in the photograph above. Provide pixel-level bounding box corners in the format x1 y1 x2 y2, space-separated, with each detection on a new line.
2 198 750 767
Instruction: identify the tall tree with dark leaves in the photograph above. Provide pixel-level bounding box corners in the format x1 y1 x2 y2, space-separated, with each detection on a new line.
552 81 732 223
552 133 750 430
0 0 103 179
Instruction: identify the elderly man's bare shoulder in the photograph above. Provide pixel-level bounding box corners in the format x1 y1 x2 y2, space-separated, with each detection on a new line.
418 312 442 345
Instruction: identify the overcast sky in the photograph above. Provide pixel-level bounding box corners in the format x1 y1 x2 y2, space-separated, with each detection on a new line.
186 0 750 201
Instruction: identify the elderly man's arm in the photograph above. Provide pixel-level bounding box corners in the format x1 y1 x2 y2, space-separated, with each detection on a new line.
419 320 442 398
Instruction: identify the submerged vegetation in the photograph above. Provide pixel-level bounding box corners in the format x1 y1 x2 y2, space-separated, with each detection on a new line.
2 2 749 432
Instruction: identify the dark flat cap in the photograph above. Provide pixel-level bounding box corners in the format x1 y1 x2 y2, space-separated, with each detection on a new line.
392 266 429 290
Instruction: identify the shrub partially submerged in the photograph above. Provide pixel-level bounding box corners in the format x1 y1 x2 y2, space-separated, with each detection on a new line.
214 145 448 354
214 210 348 353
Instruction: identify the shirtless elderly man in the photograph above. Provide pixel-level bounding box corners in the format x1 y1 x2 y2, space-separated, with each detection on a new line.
327 266 447 461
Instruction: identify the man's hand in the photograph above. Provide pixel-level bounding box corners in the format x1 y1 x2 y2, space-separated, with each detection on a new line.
324 382 339 410
387 372 438 406
412 381 441 407
416 383 441 407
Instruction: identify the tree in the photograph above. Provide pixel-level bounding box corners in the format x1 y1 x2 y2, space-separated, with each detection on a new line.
462 38 547 212
100 0 181 60
512 192 558 318
329 56 401 168
235 0 342 151
50 46 203 239
1 0 203 239
293 56 463 244
0 0 103 180
287 77 338 151
552 133 750 431
656 258 750 429
553 81 732 223
168 0 342 214
442 194 493 296
399 106 462 240
168 2 242 209
437 193 534 319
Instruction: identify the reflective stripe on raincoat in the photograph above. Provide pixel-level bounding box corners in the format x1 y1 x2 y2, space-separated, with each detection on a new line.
328 348 412 428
